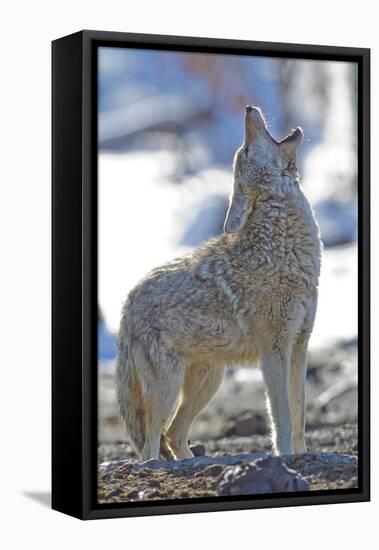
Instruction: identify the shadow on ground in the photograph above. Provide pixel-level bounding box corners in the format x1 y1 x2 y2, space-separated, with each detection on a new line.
23 491 51 507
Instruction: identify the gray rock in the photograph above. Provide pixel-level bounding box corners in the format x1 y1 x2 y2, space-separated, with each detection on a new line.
219 456 309 495
223 412 267 437
190 444 206 457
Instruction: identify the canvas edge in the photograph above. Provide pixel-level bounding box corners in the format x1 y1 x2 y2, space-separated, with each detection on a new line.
52 30 370 520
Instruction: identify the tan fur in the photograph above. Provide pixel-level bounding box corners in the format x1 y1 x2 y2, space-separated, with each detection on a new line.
116 106 321 459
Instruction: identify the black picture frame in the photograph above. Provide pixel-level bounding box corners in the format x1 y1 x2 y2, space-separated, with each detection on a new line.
52 30 370 520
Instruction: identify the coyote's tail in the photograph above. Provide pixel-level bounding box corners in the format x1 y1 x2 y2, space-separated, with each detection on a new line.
116 338 146 456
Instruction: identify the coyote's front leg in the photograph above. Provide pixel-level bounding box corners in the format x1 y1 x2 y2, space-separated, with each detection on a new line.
289 331 310 454
261 344 293 455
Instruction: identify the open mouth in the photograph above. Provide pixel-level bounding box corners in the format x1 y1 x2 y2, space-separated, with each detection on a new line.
245 105 302 149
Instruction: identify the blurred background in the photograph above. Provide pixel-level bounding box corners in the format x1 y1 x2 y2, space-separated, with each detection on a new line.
97 47 358 461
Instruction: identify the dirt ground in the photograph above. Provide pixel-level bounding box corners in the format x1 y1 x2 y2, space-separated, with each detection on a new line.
98 425 358 503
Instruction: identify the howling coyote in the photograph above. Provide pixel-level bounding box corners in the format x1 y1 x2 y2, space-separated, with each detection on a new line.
116 106 321 460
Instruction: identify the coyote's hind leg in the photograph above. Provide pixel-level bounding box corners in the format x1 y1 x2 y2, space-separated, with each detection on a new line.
117 341 184 461
139 346 185 461
163 363 224 459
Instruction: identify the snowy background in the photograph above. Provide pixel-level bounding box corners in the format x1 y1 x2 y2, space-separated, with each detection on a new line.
97 47 358 450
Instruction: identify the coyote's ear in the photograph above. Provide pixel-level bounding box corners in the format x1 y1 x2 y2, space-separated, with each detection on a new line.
279 127 303 155
224 193 252 234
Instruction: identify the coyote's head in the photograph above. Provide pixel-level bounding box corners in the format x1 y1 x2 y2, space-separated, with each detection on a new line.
224 106 303 234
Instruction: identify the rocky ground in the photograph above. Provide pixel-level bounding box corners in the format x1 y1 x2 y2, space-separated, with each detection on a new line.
98 425 358 503
98 339 358 503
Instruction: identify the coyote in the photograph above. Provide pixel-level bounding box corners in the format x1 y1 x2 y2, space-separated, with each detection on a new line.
116 106 321 460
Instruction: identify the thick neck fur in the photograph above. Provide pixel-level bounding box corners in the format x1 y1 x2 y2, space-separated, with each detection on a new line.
230 177 321 284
